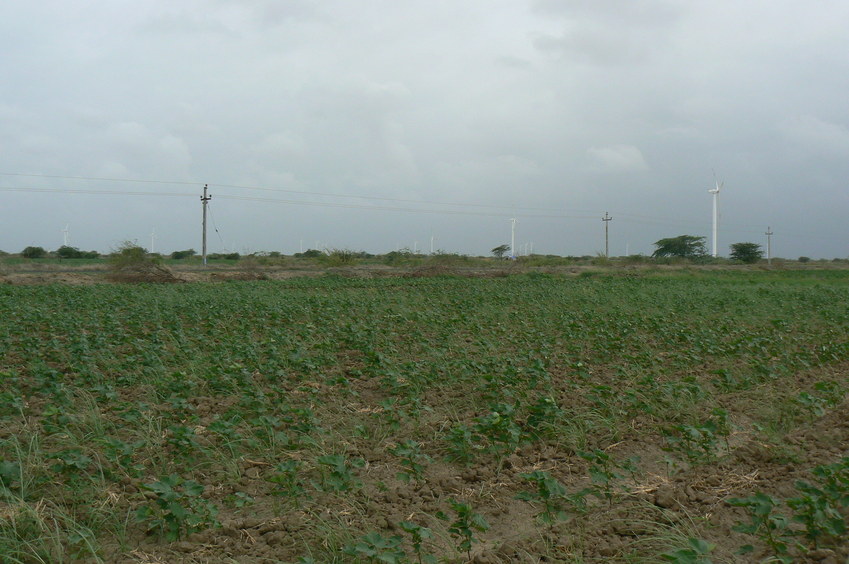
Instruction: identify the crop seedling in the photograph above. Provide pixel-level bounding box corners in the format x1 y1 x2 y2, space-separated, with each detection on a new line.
314 454 364 492
445 424 482 464
436 498 490 561
398 521 437 564
662 409 730 463
515 470 590 526
524 396 564 439
786 457 849 548
342 531 406 563
267 460 308 504
727 492 796 563
390 440 431 483
136 474 220 541
579 449 639 506
473 402 523 458
659 537 715 563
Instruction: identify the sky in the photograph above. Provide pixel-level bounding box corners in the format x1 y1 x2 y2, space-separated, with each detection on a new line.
1 0 847 258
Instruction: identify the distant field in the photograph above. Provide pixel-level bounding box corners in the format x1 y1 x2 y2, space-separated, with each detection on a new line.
2 270 848 562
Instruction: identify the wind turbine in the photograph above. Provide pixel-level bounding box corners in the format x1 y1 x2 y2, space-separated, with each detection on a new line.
708 177 723 257
62 224 70 247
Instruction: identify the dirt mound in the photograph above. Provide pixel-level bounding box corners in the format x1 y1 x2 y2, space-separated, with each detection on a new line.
209 271 269 281
106 262 182 284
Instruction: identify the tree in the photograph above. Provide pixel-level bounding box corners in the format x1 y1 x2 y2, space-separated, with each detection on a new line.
729 242 763 264
171 249 196 260
491 244 510 259
20 246 47 259
652 235 707 259
56 245 84 259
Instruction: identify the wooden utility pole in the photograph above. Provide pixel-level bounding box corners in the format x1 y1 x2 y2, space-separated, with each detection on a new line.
201 184 211 266
602 212 612 257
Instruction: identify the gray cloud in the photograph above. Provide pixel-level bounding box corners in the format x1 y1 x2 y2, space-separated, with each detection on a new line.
0 1 846 258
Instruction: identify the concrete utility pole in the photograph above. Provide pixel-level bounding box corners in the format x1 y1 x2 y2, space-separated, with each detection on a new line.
602 212 612 257
510 218 517 259
765 226 773 266
201 184 211 266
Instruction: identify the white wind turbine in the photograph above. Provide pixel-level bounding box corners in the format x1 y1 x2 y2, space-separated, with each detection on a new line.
62 224 70 247
708 177 723 257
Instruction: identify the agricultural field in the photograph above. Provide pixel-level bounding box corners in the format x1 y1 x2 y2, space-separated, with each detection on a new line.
1 269 849 563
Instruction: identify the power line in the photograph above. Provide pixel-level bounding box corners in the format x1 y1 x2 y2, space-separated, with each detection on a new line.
0 171 570 214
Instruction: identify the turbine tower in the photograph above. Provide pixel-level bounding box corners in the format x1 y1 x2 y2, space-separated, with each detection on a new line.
708 178 723 257
62 224 70 247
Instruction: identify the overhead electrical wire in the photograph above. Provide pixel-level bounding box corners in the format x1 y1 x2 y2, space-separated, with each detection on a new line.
0 171 800 239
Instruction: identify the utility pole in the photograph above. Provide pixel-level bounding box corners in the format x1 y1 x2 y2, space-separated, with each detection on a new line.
765 226 773 266
510 218 517 259
602 212 612 257
150 228 156 254
201 184 211 266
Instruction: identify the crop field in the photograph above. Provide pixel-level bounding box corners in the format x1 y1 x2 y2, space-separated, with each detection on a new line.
2 269 849 563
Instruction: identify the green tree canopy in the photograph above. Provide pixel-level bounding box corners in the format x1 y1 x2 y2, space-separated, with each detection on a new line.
170 249 196 260
729 242 764 264
20 246 47 259
651 235 707 259
491 244 510 259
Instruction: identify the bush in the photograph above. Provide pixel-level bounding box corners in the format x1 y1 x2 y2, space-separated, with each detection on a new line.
20 246 47 259
55 246 99 259
798 256 811 263
171 249 196 260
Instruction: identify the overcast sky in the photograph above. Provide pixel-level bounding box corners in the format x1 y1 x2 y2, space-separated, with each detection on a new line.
1 1 847 258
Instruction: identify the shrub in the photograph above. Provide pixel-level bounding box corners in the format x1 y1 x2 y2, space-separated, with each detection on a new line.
20 246 47 259
170 249 196 260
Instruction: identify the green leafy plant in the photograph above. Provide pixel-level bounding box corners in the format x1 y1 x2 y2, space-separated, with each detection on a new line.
136 474 219 541
727 492 795 563
398 521 437 564
436 498 490 561
515 470 590 525
579 449 639 506
662 409 730 463
390 440 431 483
267 460 308 503
473 402 522 457
314 454 364 492
787 457 849 548
343 531 406 563
660 537 715 563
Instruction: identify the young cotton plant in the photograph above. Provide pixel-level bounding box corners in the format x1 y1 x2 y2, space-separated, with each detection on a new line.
515 470 591 526
436 498 490 561
136 474 219 541
390 440 431 483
